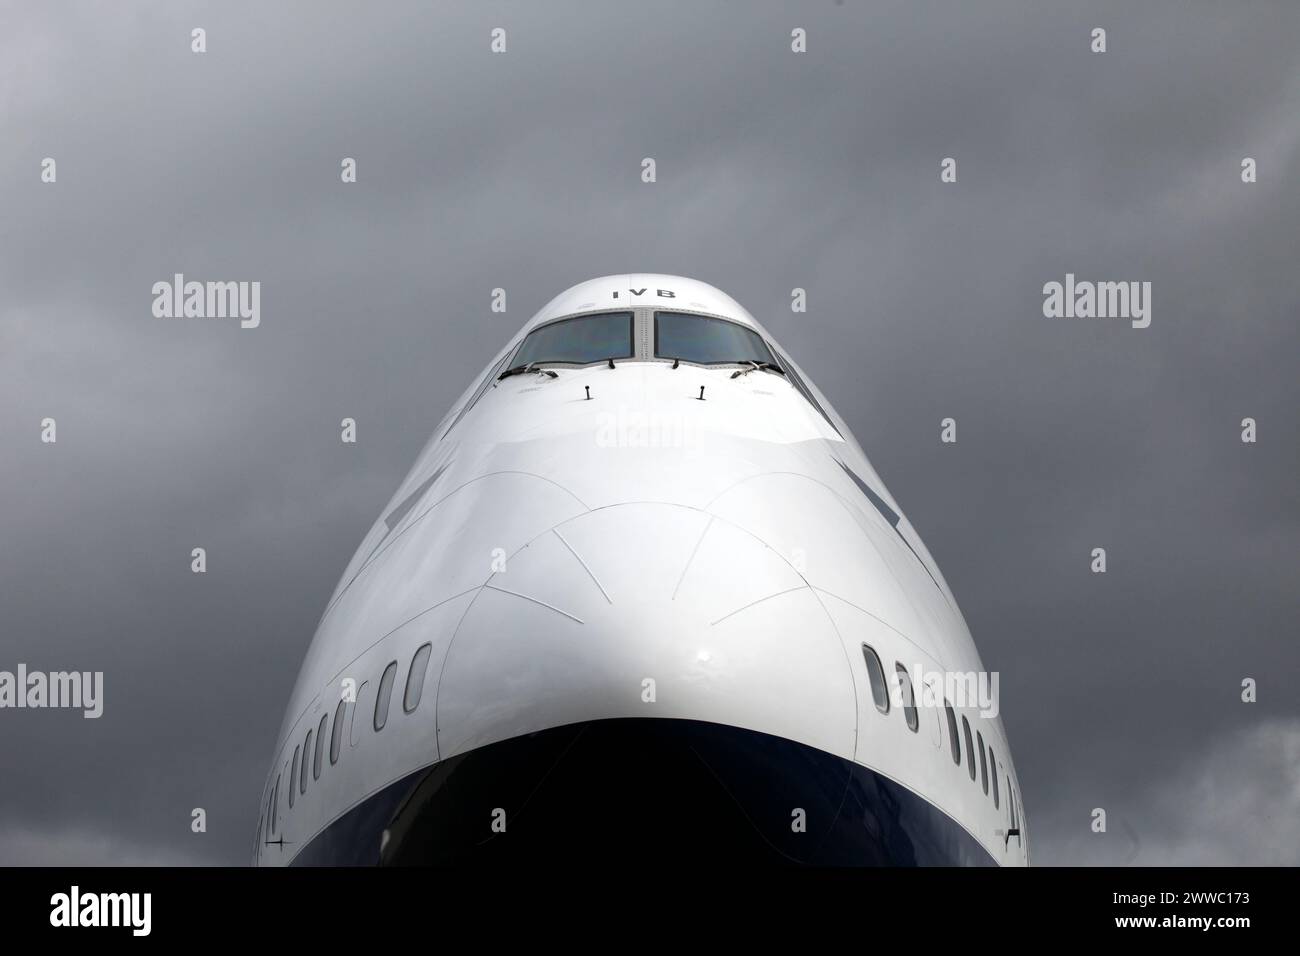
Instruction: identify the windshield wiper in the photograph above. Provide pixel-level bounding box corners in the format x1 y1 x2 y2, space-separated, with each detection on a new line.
730 360 786 379
498 362 558 380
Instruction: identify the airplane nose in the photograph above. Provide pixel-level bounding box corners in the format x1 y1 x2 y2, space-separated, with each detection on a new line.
435 502 858 762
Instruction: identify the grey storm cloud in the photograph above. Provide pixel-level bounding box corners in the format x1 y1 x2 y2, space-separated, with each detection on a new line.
1 1 1297 864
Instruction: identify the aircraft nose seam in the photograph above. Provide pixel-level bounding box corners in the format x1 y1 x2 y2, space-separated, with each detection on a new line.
480 582 585 625
552 528 612 604
671 515 714 601
708 585 809 627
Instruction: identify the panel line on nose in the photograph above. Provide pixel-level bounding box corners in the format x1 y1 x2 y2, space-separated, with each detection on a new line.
481 583 586 625
709 585 808 627
552 528 612 605
671 516 714 601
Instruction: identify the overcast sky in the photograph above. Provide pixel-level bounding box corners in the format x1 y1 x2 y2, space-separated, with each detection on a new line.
1 1 1297 866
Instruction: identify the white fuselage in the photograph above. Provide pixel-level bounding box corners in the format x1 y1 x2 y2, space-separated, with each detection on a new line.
254 274 1028 866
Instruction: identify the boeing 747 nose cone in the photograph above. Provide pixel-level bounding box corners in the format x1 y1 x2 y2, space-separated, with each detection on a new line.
255 275 1028 867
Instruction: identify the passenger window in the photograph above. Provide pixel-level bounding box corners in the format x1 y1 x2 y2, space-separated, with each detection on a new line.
289 746 299 808
271 775 280 833
300 730 312 794
894 663 918 732
374 661 398 731
961 716 976 781
509 312 634 368
990 747 1000 807
349 681 370 747
861 645 890 714
944 699 960 764
314 714 327 779
404 643 433 714
977 730 988 794
330 699 346 765
654 312 775 366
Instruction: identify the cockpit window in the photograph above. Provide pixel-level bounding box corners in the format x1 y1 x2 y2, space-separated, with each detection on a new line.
654 312 775 366
510 312 634 367
774 348 841 436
